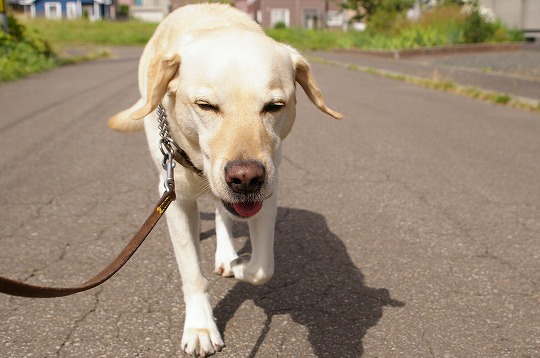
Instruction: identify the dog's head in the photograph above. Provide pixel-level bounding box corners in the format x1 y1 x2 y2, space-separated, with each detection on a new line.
131 29 342 219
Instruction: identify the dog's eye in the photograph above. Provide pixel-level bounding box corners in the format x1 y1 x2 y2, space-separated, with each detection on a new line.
195 101 219 112
263 102 285 113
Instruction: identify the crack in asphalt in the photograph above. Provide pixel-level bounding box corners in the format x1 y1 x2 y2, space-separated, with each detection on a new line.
421 330 436 358
475 248 539 292
281 154 313 187
56 288 103 357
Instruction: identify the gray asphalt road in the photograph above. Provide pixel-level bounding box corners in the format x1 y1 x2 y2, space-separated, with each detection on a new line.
1 49 539 357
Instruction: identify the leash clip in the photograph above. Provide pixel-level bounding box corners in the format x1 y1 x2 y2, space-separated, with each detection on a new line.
161 141 176 193
157 103 177 194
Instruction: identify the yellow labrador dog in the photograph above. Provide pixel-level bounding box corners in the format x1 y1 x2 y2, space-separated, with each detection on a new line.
109 4 341 356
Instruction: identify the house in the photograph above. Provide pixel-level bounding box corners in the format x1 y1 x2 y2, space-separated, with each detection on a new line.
479 0 540 41
175 0 347 28
9 0 113 20
248 0 345 29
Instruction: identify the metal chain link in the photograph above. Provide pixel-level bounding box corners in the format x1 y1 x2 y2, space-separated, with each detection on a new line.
157 104 176 193
156 103 204 189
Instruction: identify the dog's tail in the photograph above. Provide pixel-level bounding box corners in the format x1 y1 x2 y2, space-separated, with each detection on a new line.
108 99 146 132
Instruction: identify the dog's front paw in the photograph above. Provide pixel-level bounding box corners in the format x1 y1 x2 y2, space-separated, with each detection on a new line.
230 253 273 285
182 295 224 357
182 328 223 357
214 248 238 277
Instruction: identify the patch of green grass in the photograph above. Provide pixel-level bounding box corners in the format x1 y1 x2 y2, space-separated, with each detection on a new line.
56 49 111 66
20 18 158 47
494 94 511 104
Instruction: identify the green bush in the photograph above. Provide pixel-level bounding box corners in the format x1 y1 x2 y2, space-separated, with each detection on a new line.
0 16 57 82
352 3 522 50
463 8 495 43
273 21 287 29
118 4 130 16
366 0 414 35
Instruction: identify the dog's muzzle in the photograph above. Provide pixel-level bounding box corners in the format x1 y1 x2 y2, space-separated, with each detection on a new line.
222 160 265 218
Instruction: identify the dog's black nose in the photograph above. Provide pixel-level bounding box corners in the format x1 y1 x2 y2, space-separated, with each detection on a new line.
225 160 265 194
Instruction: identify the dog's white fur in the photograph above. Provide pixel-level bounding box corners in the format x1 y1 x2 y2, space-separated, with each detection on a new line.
108 4 342 356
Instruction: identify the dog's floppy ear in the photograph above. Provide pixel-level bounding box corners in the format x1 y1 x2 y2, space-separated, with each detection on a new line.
289 48 343 120
131 53 181 120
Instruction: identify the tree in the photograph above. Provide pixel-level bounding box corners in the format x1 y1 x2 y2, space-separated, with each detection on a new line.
379 0 416 12
342 0 415 22
342 0 379 22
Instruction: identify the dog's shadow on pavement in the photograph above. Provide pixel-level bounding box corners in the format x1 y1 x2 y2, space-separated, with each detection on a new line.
202 207 404 357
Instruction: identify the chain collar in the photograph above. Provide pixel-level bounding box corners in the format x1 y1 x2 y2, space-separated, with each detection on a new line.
157 104 204 185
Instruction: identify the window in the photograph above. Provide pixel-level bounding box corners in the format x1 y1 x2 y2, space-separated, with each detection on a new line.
44 2 62 19
270 8 290 28
66 2 77 19
326 11 344 27
303 8 319 29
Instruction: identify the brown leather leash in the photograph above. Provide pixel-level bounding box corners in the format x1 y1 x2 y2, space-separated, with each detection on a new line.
0 104 202 298
0 190 175 298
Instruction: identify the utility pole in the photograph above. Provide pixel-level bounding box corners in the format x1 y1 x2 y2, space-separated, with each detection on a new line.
0 0 8 33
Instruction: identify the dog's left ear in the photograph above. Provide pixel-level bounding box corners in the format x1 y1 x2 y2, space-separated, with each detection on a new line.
288 48 343 120
131 53 181 120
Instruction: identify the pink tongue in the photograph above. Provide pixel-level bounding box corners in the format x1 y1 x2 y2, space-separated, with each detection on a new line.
233 202 263 218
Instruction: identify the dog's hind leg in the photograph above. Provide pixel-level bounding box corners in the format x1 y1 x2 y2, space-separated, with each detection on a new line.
163 191 224 356
214 206 238 277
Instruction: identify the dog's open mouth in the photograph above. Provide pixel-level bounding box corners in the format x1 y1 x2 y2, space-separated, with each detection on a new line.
223 201 263 218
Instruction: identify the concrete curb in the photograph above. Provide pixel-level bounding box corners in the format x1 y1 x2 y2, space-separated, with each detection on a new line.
334 42 525 59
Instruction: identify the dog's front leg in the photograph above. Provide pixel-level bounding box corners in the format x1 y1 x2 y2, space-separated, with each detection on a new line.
214 206 238 277
231 194 277 285
164 194 224 356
